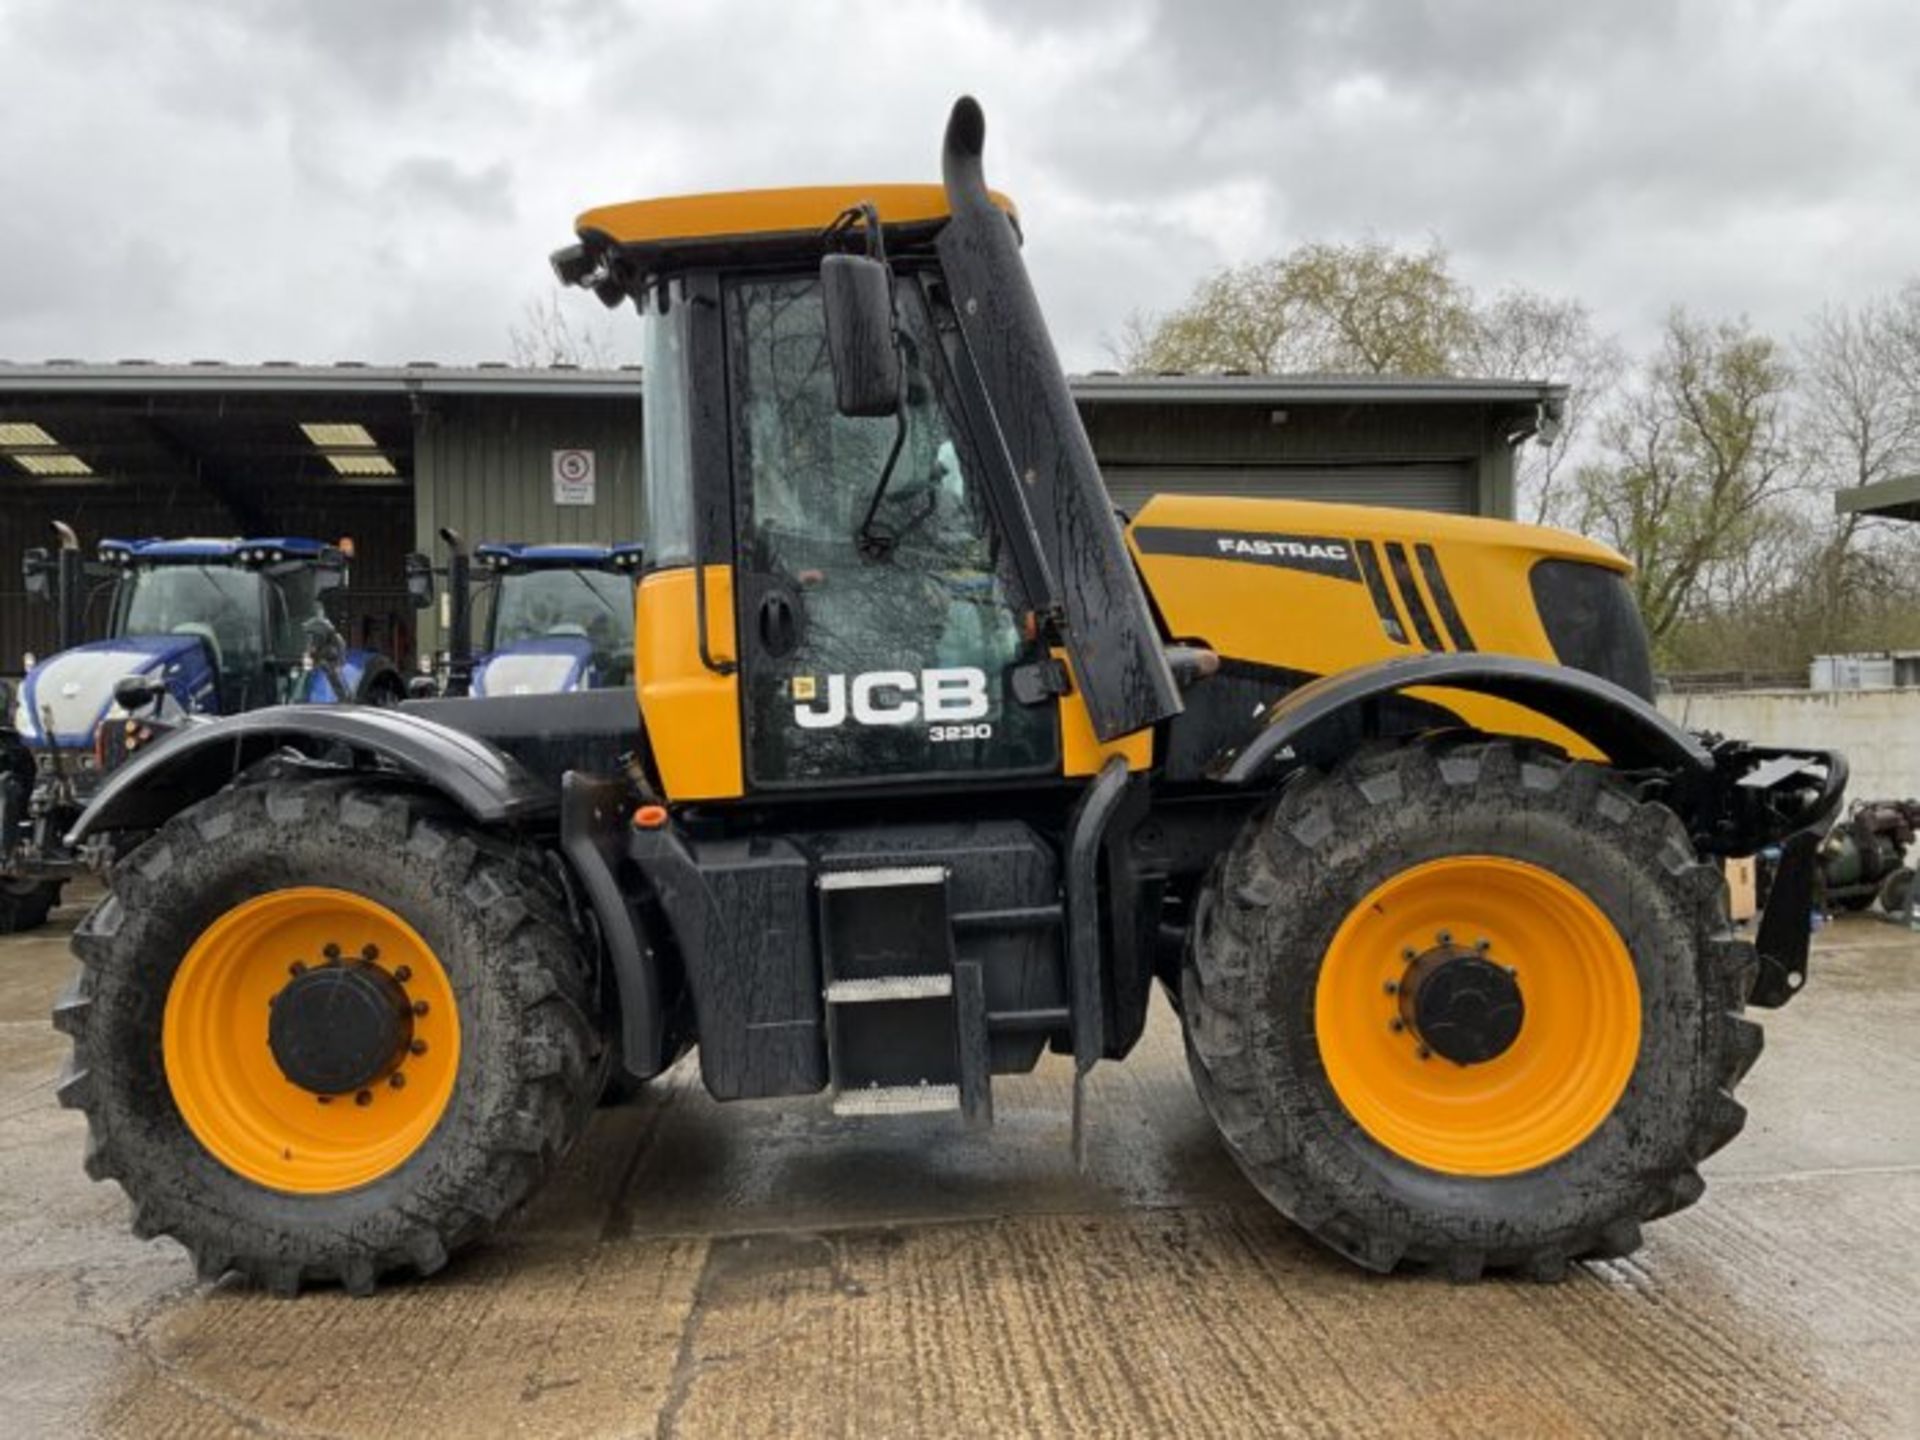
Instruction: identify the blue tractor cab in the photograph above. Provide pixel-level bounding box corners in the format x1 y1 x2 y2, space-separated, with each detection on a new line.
0 528 403 929
405 533 640 697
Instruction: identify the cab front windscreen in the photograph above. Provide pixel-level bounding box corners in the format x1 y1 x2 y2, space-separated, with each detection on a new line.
487 569 634 668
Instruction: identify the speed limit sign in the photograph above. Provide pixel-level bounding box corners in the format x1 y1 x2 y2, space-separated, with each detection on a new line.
552 448 596 506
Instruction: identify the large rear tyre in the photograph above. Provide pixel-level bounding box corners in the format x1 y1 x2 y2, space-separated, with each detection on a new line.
0 878 61 934
53 780 603 1294
1181 739 1760 1279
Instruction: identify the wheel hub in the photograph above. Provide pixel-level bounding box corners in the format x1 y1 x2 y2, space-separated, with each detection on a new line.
1400 943 1524 1066
268 956 414 1096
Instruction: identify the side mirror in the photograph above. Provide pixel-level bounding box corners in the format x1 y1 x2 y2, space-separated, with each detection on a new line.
112 674 166 714
21 548 50 602
820 253 902 418
403 552 435 610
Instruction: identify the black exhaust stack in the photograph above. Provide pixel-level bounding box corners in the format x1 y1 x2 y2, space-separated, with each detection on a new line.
935 98 1181 741
440 527 475 698
52 522 86 654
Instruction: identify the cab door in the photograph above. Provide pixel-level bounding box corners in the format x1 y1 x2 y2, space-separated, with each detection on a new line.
725 273 1058 790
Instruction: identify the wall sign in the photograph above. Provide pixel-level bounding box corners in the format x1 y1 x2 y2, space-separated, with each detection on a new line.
552 448 596 506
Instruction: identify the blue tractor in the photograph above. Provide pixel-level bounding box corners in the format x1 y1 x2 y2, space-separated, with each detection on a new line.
0 528 403 930
405 530 641 698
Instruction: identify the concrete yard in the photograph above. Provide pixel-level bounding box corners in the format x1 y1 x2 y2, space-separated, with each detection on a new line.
1 895 1915 1438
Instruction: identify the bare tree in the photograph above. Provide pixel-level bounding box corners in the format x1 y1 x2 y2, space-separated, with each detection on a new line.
507 291 623 369
1800 298 1920 493
1466 290 1623 526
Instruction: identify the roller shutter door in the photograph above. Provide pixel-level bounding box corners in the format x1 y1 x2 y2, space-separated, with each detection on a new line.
1099 463 1476 516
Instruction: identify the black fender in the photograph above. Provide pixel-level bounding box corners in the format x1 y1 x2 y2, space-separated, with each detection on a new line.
559 772 672 1081
66 704 555 844
1210 653 1714 785
1208 652 1846 855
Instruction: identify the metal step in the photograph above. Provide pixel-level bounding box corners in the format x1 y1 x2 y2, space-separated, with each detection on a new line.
817 865 948 892
825 974 954 1004
831 1083 962 1117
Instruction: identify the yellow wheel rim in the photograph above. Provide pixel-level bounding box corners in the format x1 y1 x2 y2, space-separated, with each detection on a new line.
163 887 461 1194
1315 856 1640 1177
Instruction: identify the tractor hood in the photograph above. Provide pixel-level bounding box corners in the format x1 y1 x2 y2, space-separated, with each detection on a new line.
14 635 213 748
471 637 594 697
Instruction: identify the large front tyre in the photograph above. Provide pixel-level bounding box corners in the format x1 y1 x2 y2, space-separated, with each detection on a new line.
1181 739 1760 1279
53 779 604 1295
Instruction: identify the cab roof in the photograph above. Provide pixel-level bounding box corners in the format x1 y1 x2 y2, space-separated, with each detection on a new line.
475 541 642 572
559 183 1017 292
98 537 341 565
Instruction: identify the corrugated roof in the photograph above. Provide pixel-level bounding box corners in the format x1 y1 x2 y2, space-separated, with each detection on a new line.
0 359 1563 408
0 359 644 398
1069 372 1568 406
1836 473 1920 523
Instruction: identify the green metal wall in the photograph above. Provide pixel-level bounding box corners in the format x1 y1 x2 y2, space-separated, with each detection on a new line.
1078 400 1518 518
412 393 643 647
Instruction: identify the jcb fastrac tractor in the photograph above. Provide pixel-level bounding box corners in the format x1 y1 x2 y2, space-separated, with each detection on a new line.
55 100 1843 1294
0 529 401 933
403 531 642 698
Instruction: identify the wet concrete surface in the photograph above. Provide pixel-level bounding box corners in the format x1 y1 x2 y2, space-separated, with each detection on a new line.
1 892 1915 1437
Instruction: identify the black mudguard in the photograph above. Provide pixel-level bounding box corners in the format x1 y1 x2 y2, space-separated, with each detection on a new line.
1210 652 1846 855
66 704 555 844
1213 653 1715 784
559 772 673 1080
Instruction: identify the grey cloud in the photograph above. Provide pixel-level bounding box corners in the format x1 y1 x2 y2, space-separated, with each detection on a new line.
384 157 517 220
0 0 1915 373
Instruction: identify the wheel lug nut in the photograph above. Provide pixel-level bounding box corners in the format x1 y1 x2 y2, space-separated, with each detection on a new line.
393 965 412 983
389 1072 406 1090
1436 930 1453 946
288 960 307 976
1389 1018 1406 1033
361 943 380 962
316 1094 332 1105
355 1090 372 1106
1401 946 1417 961
322 943 341 962
409 1039 428 1056
1383 980 1399 995
1416 1045 1432 1061
1505 966 1518 978
412 1000 429 1017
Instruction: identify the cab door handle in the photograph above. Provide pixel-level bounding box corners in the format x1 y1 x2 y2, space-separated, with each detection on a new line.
758 591 800 657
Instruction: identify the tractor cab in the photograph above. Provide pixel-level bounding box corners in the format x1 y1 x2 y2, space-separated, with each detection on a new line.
553 162 1183 802
471 543 642 696
14 535 384 754
403 536 642 696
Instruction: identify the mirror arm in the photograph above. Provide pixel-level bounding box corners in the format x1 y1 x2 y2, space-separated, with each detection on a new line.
854 402 911 561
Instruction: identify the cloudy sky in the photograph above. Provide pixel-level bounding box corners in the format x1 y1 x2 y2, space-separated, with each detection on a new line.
1 0 1915 374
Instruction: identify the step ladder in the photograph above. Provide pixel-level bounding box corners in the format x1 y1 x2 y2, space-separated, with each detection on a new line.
817 865 992 1126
